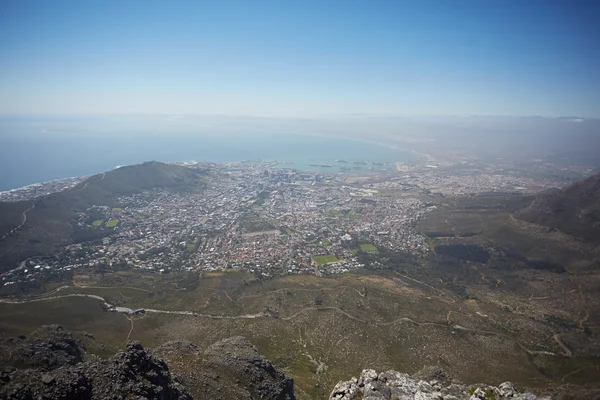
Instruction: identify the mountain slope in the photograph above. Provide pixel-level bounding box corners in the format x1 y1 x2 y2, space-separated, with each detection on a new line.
67 161 208 208
516 173 600 244
0 162 208 271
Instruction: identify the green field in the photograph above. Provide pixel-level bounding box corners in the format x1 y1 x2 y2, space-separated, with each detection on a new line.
111 207 122 212
360 243 378 253
312 254 339 265
105 219 119 228
320 239 331 246
92 219 103 227
186 239 198 251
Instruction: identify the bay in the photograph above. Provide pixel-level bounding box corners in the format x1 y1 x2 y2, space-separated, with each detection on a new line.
0 121 413 191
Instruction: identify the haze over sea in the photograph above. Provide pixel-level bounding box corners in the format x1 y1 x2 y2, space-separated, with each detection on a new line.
0 116 413 191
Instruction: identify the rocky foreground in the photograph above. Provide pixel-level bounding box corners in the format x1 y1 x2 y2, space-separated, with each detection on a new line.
328 367 600 400
1 325 599 399
329 367 544 400
0 325 294 400
0 325 191 400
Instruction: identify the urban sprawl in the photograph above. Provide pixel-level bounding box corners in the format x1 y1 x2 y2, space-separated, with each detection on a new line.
0 158 580 287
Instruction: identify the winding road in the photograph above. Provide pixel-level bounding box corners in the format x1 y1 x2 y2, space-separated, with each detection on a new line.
0 290 567 359
1 204 35 240
77 172 105 191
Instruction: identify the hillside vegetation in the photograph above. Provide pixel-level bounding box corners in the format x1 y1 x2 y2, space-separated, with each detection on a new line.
517 173 600 244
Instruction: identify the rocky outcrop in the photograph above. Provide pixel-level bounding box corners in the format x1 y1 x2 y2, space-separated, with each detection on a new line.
0 326 191 400
329 368 549 400
158 336 295 400
0 326 295 400
202 336 294 400
0 324 85 371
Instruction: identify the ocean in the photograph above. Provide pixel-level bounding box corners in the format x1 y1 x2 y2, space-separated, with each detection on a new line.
0 118 414 191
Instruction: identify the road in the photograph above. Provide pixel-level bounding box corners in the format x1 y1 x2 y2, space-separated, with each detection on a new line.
77 172 105 191
0 290 566 358
0 204 35 240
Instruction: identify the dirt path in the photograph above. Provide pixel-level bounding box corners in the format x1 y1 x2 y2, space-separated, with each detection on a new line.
0 292 560 359
553 333 573 357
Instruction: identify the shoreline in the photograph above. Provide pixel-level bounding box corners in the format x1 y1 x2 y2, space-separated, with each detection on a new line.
0 134 422 193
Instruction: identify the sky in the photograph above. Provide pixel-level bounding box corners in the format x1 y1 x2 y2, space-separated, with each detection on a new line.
1 0 599 118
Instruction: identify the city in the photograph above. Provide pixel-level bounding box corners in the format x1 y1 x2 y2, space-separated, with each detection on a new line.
0 158 581 288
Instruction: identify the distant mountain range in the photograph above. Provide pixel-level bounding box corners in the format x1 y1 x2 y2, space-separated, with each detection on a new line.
517 173 600 244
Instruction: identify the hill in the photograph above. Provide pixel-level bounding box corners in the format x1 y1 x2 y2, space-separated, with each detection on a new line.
0 162 208 271
516 173 600 243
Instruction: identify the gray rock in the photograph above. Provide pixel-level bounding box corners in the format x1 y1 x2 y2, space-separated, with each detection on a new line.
499 381 518 397
364 380 391 399
40 373 54 385
329 368 546 400
469 388 488 400
359 369 379 386
0 335 191 400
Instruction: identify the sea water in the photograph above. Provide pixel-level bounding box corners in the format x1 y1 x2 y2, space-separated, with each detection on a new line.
0 118 414 191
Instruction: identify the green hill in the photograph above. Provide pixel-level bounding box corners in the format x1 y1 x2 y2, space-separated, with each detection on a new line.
66 161 207 208
0 162 208 271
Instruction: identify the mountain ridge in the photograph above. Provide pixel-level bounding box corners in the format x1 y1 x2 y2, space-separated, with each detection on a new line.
516 173 600 244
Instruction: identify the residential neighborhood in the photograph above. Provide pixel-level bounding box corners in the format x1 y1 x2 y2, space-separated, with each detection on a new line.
0 158 579 287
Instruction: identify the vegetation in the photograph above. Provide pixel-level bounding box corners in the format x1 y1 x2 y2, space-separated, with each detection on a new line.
92 219 104 227
240 213 276 233
517 173 600 244
105 219 119 228
360 243 377 253
312 254 339 265
3 266 595 398
254 191 269 206
186 238 199 251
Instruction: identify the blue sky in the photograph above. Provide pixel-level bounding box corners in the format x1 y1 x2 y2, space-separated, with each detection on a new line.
1 0 599 117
